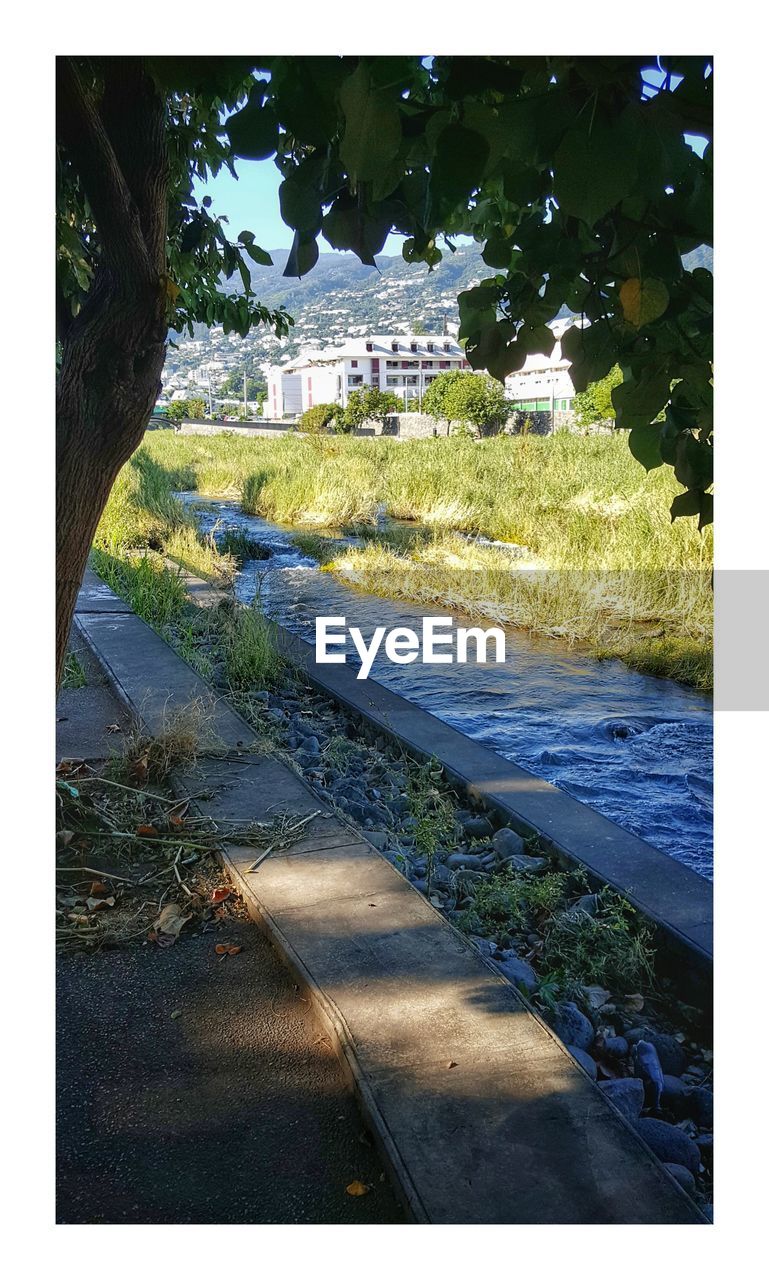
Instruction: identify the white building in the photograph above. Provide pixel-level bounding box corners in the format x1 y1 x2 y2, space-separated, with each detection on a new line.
504 317 585 415
265 334 470 419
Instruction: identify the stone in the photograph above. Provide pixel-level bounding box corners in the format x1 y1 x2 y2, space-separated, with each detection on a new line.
552 1002 594 1051
462 815 494 840
300 734 320 754
446 852 484 872
633 1118 701 1174
626 1028 688 1076
688 1087 713 1129
601 1035 629 1061
633 1040 665 1111
573 893 600 916
696 1133 713 1173
661 1075 690 1118
506 854 548 874
492 953 538 994
663 1163 697 1195
366 830 389 852
566 1045 597 1080
252 690 270 704
410 878 428 894
491 827 525 860
599 1078 645 1123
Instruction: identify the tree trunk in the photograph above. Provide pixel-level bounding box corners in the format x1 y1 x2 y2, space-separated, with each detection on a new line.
55 290 167 684
56 58 169 686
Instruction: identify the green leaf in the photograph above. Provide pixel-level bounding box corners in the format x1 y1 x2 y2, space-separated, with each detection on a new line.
431 124 490 199
628 422 663 471
322 199 390 265
279 177 323 236
339 61 402 184
226 94 279 161
283 231 319 278
244 243 273 267
612 368 670 430
553 120 637 225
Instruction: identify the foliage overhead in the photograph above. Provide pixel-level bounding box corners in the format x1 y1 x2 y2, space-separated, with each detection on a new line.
57 55 713 524
572 364 624 427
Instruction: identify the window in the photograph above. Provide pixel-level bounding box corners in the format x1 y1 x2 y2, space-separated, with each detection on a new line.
365 342 373 352
410 341 417 352
426 342 434 353
402 360 418 368
422 361 434 368
391 342 399 352
348 375 364 386
386 360 399 369
443 341 451 352
351 359 358 368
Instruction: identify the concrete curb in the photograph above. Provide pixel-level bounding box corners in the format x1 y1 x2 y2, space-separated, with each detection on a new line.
271 627 713 1014
71 569 707 1224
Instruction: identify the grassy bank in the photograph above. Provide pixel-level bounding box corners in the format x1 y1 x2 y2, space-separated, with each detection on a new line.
100 430 713 689
92 448 283 691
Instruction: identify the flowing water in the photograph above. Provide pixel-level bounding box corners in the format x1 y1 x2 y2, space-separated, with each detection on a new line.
181 495 713 879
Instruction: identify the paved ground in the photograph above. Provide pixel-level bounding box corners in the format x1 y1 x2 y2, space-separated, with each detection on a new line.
57 924 404 1224
56 633 404 1225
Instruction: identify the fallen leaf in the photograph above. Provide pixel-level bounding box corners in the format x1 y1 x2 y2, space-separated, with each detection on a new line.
345 1181 369 1197
89 881 109 897
150 902 191 947
624 993 644 1013
106 723 122 734
136 824 158 838
169 815 185 828
170 1009 182 1020
583 985 612 1010
215 943 243 957
447 1060 458 1069
57 829 75 847
211 887 231 904
86 895 115 912
68 913 91 925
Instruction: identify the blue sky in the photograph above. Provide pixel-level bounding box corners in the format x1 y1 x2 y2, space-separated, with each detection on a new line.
193 63 709 259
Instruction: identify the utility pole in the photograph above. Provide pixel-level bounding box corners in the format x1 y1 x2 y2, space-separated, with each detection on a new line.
243 370 247 418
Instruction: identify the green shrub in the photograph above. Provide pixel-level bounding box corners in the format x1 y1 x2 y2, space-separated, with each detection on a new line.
299 403 339 434
457 869 568 945
540 892 655 992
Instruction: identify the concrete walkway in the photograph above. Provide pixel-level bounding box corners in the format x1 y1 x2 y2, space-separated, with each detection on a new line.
72 570 707 1223
56 628 403 1225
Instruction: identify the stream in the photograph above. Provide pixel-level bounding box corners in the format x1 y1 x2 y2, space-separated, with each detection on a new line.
180 495 713 880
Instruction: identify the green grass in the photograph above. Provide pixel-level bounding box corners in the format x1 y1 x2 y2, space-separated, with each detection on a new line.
540 892 655 994
61 651 87 689
101 429 713 688
457 868 569 946
90 549 189 629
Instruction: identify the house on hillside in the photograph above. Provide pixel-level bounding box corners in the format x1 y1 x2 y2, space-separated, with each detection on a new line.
264 334 470 419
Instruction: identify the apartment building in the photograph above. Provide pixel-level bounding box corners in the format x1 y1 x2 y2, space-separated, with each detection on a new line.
504 317 585 415
265 333 470 418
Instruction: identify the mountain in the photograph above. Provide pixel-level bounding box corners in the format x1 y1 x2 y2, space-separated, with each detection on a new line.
162 241 713 396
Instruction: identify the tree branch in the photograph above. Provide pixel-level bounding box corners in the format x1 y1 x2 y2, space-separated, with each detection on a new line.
56 58 154 282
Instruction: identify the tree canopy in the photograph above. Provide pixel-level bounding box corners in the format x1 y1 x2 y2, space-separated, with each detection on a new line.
572 365 624 427
55 54 713 679
423 370 510 435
